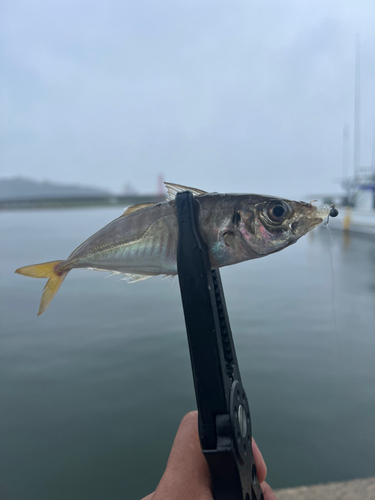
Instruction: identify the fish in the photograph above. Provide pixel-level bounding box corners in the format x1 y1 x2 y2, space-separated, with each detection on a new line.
15 182 332 316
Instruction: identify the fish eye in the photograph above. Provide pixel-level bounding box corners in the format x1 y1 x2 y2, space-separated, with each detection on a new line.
272 205 285 217
266 202 288 223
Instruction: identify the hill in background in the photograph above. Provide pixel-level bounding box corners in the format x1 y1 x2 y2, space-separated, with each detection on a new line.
0 177 111 200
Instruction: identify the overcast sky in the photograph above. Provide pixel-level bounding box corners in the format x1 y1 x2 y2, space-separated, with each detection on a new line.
1 0 375 198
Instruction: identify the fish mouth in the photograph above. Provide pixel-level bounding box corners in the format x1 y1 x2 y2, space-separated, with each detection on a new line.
308 217 324 231
289 216 322 238
305 204 331 232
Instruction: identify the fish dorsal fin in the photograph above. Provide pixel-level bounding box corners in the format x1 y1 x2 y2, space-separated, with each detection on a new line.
122 202 155 216
164 182 207 201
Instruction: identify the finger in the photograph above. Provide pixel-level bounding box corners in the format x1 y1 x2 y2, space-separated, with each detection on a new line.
140 494 153 500
261 481 278 500
251 438 267 484
152 411 212 500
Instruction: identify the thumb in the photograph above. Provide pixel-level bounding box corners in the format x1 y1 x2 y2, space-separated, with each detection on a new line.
152 411 212 500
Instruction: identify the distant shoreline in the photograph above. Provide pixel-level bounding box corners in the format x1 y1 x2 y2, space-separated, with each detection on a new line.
0 194 164 211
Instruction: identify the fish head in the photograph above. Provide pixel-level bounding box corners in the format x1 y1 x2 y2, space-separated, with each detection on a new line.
236 196 331 257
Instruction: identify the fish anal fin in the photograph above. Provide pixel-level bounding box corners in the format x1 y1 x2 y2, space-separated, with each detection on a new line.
122 203 155 216
164 182 207 201
120 273 154 283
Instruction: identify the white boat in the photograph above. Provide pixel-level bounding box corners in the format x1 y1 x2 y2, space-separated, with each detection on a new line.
327 206 375 237
309 175 375 237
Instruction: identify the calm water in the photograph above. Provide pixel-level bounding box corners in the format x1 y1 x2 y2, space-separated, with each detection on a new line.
1 208 374 500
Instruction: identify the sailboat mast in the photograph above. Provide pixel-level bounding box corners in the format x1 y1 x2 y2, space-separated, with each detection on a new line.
343 123 350 178
353 34 361 176
371 119 375 171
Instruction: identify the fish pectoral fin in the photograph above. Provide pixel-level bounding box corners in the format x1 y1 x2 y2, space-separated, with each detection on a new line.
120 273 154 283
164 182 207 201
122 202 156 216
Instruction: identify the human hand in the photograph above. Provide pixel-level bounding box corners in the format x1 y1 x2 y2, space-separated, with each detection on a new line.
141 411 277 500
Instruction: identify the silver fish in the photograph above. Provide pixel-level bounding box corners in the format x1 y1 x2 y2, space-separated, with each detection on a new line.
15 182 332 315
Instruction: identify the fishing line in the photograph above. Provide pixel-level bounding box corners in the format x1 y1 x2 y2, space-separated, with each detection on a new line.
324 207 352 401
324 209 341 356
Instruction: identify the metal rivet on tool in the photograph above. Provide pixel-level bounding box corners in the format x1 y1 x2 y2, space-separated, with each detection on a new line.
238 404 247 438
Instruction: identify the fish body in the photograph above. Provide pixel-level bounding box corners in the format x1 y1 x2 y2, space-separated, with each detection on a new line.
15 183 331 315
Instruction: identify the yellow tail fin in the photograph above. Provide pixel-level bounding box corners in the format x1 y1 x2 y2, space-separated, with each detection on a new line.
15 260 68 316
